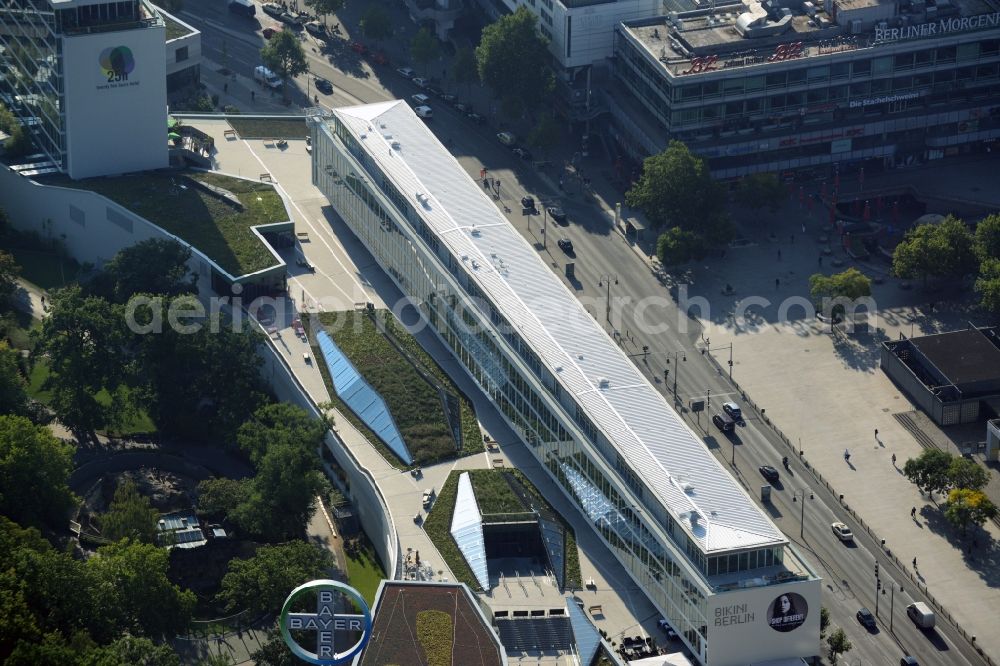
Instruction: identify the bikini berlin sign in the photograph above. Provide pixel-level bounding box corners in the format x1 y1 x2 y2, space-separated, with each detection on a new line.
874 12 1000 42
279 579 373 665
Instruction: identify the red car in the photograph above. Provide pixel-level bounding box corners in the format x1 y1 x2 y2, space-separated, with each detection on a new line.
350 41 367 55
368 50 389 65
262 27 277 39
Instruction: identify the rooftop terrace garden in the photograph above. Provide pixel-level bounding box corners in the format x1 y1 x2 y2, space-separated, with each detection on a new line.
45 171 286 276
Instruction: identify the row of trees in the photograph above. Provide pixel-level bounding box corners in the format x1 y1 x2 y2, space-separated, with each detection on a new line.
0 101 32 158
903 449 998 535
30 239 266 438
892 213 1000 313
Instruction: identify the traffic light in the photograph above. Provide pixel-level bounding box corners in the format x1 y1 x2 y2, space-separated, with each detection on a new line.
874 561 879 578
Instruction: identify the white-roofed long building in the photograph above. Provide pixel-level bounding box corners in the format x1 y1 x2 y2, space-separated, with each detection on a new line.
309 102 821 666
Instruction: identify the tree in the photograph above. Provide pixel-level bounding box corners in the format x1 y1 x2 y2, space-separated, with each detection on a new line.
32 286 129 433
237 402 327 466
476 7 554 111
91 239 196 304
358 4 392 44
0 103 32 159
0 415 76 527
82 636 181 666
808 267 872 314
902 448 954 496
975 258 1000 313
260 30 308 102
0 250 19 303
217 541 334 614
819 606 830 636
232 439 325 541
625 141 725 233
451 46 479 95
892 216 978 286
305 0 345 24
87 539 195 638
974 213 1000 261
197 477 248 519
250 630 297 666
826 627 852 663
410 27 440 76
657 227 705 266
944 488 998 535
0 342 29 417
947 456 989 491
99 479 159 544
735 173 785 213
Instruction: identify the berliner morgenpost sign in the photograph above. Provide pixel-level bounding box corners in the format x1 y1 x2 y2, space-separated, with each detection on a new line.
279 579 373 665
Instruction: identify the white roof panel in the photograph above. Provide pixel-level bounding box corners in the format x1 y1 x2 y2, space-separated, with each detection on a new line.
329 102 785 553
450 472 489 590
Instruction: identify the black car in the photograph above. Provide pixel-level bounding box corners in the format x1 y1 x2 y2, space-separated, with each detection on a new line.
425 86 443 98
557 238 574 254
857 608 877 630
546 206 567 224
454 102 470 113
440 93 457 103
314 77 333 94
520 196 535 210
466 112 485 124
759 465 780 483
712 413 735 433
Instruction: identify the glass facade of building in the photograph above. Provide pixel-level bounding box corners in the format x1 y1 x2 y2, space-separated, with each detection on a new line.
613 21 1000 176
0 0 157 171
311 112 818 664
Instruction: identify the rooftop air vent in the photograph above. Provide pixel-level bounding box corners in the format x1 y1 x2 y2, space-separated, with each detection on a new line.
472 259 480 269
470 226 481 237
391 141 401 150
689 511 700 526
598 377 610 389
680 481 694 493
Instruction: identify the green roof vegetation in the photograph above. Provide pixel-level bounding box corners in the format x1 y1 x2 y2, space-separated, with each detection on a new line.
162 13 192 41
344 532 387 606
45 171 286 276
311 309 482 468
416 610 453 666
424 468 582 592
228 117 308 140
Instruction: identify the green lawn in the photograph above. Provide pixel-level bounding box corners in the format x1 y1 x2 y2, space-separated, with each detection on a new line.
227 118 308 140
424 469 582 592
8 248 79 290
27 359 156 436
162 13 192 40
43 171 286 276
344 533 386 606
314 310 482 467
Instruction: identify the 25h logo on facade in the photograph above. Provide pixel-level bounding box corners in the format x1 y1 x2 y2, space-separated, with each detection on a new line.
99 46 135 83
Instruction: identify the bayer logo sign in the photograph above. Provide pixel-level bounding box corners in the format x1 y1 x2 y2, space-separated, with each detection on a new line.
279 579 373 665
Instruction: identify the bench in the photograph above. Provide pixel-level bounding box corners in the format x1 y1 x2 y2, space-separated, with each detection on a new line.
259 173 272 182
223 129 237 139
589 605 603 617
492 458 505 468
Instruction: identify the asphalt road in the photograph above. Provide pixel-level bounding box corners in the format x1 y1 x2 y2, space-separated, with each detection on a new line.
180 5 988 664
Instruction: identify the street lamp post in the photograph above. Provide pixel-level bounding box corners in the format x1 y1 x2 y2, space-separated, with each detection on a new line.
663 349 686 398
597 274 619 326
880 580 903 633
792 489 814 539
705 342 735 377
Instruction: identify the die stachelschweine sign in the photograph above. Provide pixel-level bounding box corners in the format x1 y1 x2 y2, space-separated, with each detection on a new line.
874 12 1000 43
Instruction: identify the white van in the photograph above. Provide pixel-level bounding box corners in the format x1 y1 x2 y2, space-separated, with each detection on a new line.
414 105 433 119
411 93 430 106
253 65 282 90
906 602 935 629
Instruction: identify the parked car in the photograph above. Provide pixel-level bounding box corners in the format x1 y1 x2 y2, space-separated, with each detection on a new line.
520 196 535 210
261 2 283 18
422 488 435 509
350 41 367 55
414 105 433 119
759 465 780 483
900 657 919 666
546 207 567 224
304 21 325 37
411 93 430 106
454 102 470 113
466 112 485 124
722 401 743 421
856 607 877 630
712 413 735 433
497 131 516 146
368 50 389 65
314 77 333 94
279 11 302 27
396 66 415 78
440 92 457 103
425 85 443 97
831 521 853 542
557 238 574 254
412 77 429 88
657 619 679 641
512 147 533 161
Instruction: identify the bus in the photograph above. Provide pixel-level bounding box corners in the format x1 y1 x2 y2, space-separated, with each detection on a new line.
228 0 256 17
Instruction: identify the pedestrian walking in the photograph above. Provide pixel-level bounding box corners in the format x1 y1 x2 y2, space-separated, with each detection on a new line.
844 448 850 462
912 557 917 568
891 453 897 465
874 427 879 439
911 506 917 518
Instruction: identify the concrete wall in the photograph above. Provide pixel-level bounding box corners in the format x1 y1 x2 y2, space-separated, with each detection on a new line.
0 165 216 287
258 331 401 579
